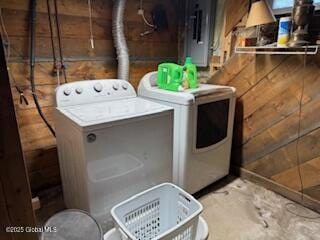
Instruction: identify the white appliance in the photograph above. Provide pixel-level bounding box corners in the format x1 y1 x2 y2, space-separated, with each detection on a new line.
138 72 236 194
55 79 173 229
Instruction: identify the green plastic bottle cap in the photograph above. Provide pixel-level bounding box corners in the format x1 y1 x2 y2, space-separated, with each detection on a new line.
185 57 192 64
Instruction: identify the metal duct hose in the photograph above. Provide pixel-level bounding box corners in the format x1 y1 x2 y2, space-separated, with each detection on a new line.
112 0 129 81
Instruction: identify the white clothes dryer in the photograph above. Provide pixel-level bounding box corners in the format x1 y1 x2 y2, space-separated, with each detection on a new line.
138 72 236 194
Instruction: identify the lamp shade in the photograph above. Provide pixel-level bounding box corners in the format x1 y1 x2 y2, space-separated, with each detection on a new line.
246 0 276 28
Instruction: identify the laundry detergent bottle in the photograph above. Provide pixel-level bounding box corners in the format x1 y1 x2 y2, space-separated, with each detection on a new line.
184 57 198 89
157 63 184 91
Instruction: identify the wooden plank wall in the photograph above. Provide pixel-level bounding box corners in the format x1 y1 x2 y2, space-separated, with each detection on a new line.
206 0 320 208
209 52 320 203
0 34 37 240
0 0 180 193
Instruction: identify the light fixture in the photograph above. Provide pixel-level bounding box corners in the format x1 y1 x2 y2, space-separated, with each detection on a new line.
246 0 276 46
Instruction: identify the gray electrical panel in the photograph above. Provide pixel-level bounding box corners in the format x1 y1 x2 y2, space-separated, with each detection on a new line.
185 0 215 67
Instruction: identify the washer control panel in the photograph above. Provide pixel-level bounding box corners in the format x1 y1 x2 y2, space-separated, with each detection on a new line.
56 79 136 107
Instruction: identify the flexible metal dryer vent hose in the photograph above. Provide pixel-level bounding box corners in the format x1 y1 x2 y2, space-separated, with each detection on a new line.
112 0 129 81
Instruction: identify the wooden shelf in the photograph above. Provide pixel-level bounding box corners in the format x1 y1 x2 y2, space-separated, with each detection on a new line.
235 45 319 55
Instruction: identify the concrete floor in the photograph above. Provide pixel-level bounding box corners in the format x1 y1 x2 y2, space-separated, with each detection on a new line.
36 177 320 239
197 177 320 240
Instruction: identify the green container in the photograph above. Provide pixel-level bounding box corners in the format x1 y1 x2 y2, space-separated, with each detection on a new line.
156 57 198 92
184 57 198 89
157 63 184 92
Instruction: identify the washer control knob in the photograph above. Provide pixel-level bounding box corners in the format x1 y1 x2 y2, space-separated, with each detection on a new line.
75 87 83 94
112 83 119 91
63 88 72 96
93 83 103 92
122 82 129 90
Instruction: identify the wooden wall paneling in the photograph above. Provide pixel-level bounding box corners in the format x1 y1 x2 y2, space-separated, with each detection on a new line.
8 37 178 60
8 37 116 59
221 32 233 62
1 8 176 43
304 186 320 200
29 164 61 192
0 0 112 18
12 85 56 110
16 107 56 153
226 53 320 202
213 0 320 206
128 41 178 59
2 0 178 61
0 34 37 240
25 147 58 173
128 61 159 87
229 56 317 149
8 61 118 86
24 147 60 193
224 0 249 36
239 64 320 144
125 21 177 42
239 56 305 119
0 0 177 22
245 127 320 178
0 8 112 39
124 0 179 24
271 157 320 191
227 55 287 97
239 97 320 165
208 53 255 85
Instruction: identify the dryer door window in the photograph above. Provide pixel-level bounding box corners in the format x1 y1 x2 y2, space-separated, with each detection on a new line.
196 99 229 149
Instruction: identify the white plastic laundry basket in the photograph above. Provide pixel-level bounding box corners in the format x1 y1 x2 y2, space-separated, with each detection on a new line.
111 183 203 240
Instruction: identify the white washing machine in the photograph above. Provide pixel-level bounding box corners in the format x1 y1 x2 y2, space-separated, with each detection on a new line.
138 72 236 194
55 79 173 229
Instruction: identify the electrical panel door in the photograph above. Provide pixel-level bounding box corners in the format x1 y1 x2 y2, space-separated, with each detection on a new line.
185 0 215 67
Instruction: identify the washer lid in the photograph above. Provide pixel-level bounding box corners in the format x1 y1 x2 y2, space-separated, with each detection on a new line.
138 72 236 105
57 97 172 129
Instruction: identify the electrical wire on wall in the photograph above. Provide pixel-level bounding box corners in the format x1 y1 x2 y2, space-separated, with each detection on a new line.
0 8 28 105
30 0 56 137
138 0 156 36
88 0 95 49
54 0 67 83
139 0 155 28
46 0 68 85
284 50 319 220
46 0 59 86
